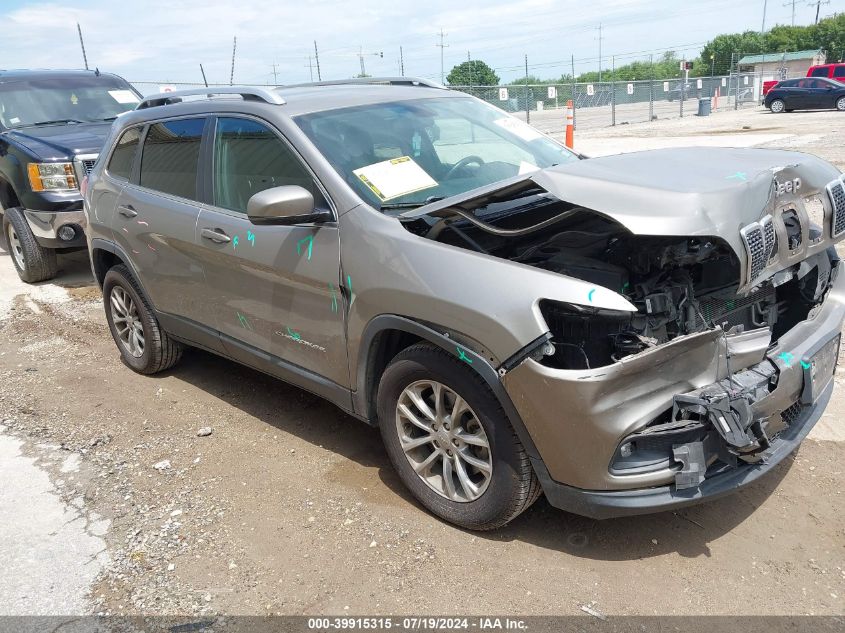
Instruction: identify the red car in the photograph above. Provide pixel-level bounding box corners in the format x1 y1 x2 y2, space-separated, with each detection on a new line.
808 63 845 83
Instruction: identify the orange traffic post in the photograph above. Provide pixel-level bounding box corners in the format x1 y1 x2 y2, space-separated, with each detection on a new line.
565 99 574 149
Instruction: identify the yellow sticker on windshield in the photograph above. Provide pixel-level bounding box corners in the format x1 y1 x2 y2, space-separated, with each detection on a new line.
353 156 437 202
70 93 79 105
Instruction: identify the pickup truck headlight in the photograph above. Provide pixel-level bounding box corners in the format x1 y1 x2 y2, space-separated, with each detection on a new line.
27 162 78 192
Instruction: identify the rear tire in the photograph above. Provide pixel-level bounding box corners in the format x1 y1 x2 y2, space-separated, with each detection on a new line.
377 343 541 530
3 207 58 283
103 264 182 374
769 99 786 113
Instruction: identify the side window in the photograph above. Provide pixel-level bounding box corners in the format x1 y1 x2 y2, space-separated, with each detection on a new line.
107 127 141 181
810 67 829 77
834 66 845 78
213 117 322 214
139 118 205 200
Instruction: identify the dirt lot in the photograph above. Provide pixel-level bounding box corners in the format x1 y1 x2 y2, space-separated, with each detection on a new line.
1 106 844 619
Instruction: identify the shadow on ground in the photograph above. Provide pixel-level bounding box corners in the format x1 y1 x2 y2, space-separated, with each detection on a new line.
158 346 792 562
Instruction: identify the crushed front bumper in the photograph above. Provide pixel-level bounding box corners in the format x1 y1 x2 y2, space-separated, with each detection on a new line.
502 261 845 519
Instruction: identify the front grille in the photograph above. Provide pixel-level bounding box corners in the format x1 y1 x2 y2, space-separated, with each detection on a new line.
781 401 804 426
693 285 775 329
741 215 776 284
829 178 845 237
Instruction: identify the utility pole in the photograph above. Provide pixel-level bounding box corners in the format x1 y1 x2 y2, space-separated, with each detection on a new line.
400 46 404 76
783 0 796 25
807 0 830 24
762 0 768 34
436 28 449 84
314 41 322 82
200 63 208 87
596 23 603 83
467 51 472 90
76 23 89 71
229 36 237 86
306 56 314 82
358 46 366 76
271 63 279 85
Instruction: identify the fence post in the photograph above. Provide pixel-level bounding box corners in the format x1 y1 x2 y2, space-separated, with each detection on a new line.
649 54 654 122
611 56 616 127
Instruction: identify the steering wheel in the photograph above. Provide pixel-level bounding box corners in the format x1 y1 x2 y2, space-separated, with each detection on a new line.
445 155 485 180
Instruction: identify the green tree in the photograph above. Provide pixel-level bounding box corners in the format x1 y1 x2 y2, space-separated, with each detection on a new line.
446 60 499 86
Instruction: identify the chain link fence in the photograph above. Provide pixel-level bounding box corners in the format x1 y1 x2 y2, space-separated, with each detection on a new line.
449 71 790 136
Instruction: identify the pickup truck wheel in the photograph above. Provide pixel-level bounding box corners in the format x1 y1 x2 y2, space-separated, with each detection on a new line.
103 264 182 374
3 207 58 283
377 343 540 530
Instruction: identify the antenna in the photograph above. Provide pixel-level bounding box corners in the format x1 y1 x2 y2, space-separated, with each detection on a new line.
199 63 208 87
436 28 449 84
77 23 89 71
230 36 237 86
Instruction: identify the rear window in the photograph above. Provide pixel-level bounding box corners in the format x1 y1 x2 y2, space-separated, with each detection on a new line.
834 66 845 78
810 67 829 77
139 118 206 200
107 127 140 181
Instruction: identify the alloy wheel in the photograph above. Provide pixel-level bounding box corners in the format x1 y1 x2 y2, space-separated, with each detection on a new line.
837 97 845 112
7 224 25 271
771 100 785 113
110 286 145 358
395 380 492 502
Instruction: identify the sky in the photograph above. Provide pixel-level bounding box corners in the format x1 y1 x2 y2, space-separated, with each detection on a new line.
1 0 841 88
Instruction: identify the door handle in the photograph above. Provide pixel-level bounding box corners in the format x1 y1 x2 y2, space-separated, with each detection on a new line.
117 204 137 218
201 228 231 244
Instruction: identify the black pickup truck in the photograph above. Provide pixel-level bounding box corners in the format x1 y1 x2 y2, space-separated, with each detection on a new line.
0 69 141 282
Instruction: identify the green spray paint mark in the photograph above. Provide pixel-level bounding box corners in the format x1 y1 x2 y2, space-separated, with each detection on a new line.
297 235 314 260
621 281 630 293
286 326 302 341
346 274 354 305
329 283 339 313
587 288 595 303
236 312 253 330
247 230 255 246
456 347 473 364
800 360 811 370
232 235 240 249
726 172 747 182
778 351 794 368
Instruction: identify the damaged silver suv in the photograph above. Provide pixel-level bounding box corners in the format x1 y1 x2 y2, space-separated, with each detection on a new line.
84 79 845 530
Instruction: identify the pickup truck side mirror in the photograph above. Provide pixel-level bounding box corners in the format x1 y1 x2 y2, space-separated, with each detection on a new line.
247 185 332 226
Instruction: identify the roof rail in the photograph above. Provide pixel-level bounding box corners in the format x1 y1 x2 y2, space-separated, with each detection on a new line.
279 77 446 90
136 86 285 110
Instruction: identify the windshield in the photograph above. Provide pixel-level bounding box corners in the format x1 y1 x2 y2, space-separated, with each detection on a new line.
0 75 140 129
295 96 577 209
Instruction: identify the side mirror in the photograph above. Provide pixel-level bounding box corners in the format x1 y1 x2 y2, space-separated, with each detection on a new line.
246 185 331 226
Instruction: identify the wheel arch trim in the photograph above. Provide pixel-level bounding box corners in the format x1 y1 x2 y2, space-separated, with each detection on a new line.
355 315 543 462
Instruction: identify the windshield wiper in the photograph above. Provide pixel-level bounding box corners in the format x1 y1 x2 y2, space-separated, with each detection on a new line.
380 196 445 211
96 116 119 122
22 119 85 127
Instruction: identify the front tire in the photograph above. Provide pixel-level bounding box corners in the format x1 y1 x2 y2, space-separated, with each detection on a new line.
837 97 845 112
3 207 58 283
769 99 786 113
103 264 182 374
377 343 540 530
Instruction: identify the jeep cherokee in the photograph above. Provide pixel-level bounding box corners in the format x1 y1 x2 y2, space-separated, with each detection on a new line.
84 80 845 529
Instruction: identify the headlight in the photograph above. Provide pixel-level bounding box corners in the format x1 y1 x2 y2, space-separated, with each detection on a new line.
27 162 78 192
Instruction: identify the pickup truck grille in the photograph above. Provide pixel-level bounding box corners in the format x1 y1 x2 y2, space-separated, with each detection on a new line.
72 154 99 185
80 159 97 176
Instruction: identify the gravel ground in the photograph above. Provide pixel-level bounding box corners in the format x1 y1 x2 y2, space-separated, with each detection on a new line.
0 105 844 619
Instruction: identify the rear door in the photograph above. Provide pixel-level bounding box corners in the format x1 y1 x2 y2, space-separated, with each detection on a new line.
112 116 212 336
833 65 845 85
194 115 348 388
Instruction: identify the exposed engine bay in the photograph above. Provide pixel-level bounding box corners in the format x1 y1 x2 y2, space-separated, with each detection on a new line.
401 191 837 370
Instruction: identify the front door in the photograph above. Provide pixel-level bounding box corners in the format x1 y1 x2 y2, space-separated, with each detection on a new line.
194 116 349 389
